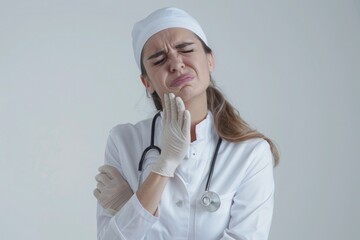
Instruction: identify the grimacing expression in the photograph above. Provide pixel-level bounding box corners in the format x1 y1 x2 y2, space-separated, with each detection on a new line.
140 28 214 106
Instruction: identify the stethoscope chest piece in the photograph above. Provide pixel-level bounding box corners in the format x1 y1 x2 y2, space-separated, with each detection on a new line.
200 191 221 212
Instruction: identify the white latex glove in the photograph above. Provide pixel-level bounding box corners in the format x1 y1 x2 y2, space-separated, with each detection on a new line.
152 93 191 177
93 165 133 215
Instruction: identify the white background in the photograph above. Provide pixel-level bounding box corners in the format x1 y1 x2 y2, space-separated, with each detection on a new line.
1 0 359 239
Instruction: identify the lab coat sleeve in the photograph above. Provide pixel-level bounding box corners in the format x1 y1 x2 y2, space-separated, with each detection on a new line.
221 141 275 240
97 195 158 240
96 130 159 240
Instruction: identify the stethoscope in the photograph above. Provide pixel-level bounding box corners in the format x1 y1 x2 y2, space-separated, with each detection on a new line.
138 112 223 212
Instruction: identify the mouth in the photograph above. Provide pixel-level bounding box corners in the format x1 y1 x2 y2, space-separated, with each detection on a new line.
170 74 194 88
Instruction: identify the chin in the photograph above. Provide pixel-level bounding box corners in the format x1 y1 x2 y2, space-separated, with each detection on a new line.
176 91 192 102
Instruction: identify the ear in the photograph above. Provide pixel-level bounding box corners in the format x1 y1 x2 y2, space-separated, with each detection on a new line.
140 74 155 94
207 52 215 72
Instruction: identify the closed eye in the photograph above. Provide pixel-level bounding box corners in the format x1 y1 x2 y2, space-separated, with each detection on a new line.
176 42 194 54
181 49 194 53
153 57 167 65
153 50 193 65
149 42 195 66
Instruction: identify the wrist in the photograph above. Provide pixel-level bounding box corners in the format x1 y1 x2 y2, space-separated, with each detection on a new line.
152 157 179 177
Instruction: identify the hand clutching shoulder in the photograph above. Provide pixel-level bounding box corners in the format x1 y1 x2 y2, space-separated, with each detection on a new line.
93 165 133 215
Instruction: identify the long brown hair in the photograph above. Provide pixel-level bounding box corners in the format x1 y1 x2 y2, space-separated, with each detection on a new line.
140 37 279 166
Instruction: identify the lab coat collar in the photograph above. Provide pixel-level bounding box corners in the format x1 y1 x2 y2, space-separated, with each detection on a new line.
194 111 214 142
158 110 215 142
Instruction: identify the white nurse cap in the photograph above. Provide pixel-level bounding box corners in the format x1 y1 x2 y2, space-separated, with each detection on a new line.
132 7 208 70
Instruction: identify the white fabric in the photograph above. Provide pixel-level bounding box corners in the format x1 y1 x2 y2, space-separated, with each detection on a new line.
96 112 275 240
132 7 208 69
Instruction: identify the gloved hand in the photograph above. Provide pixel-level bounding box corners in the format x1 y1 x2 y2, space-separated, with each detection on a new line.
152 93 191 177
93 165 133 215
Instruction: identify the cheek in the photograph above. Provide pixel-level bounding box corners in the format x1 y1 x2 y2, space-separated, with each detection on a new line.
146 75 166 98
195 61 211 77
148 70 168 89
188 55 211 72
145 64 161 78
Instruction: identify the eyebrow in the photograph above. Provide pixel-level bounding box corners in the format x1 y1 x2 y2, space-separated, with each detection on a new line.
147 42 194 60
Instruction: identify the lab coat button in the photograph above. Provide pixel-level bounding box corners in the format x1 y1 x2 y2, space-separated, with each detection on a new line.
176 200 184 207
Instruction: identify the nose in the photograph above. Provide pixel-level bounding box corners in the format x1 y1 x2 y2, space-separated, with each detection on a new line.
168 53 185 73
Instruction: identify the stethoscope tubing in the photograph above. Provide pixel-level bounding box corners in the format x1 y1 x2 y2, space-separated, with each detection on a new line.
138 112 161 171
205 137 222 191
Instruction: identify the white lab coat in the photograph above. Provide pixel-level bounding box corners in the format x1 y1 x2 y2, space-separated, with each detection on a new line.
96 112 275 240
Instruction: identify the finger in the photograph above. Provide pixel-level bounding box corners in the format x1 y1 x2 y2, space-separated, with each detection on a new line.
99 165 120 180
93 188 101 200
175 96 185 126
182 110 191 140
169 93 177 122
98 165 113 179
98 165 116 173
97 181 105 191
163 93 170 124
175 96 185 112
95 173 111 185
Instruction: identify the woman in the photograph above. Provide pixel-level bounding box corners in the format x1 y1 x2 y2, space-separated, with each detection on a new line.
94 7 279 240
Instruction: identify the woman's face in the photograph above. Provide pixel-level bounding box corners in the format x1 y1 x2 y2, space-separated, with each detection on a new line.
140 28 214 107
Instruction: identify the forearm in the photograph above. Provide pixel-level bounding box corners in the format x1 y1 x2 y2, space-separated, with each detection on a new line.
136 171 169 215
96 168 170 239
97 194 158 240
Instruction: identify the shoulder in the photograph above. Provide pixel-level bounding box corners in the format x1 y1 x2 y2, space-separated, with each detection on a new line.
222 138 273 170
224 138 270 157
107 117 154 146
239 138 274 174
109 117 153 136
242 138 271 157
